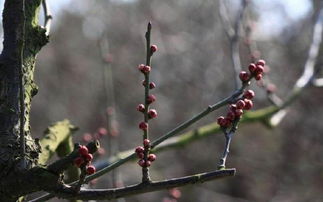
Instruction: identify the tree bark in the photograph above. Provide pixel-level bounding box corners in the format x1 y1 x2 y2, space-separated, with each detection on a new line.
0 0 48 200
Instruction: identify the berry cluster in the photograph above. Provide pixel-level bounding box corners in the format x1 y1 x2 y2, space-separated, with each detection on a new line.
73 145 96 175
135 139 157 167
217 89 255 127
239 59 266 82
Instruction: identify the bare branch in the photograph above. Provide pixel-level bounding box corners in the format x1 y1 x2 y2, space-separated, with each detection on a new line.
312 77 323 86
42 0 52 35
219 0 248 89
31 169 235 201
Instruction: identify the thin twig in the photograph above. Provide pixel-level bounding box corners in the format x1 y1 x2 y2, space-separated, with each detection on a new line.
42 0 52 35
219 0 248 89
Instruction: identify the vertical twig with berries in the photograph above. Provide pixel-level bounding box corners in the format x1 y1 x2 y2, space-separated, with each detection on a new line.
137 22 158 183
217 59 266 168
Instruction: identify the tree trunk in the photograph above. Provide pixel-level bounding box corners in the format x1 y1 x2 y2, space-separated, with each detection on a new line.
0 0 48 200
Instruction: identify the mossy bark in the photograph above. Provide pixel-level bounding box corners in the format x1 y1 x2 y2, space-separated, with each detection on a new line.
0 0 48 200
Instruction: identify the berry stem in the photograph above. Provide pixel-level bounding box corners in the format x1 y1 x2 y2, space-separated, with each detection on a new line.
142 22 152 183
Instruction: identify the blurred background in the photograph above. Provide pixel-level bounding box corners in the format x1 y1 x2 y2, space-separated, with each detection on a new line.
2 0 323 201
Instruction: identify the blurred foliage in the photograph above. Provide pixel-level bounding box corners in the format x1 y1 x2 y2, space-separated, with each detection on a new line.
29 0 323 201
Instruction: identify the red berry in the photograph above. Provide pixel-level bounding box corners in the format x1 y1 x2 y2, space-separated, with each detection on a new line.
142 80 147 86
138 64 151 74
234 109 243 117
74 157 84 167
138 64 145 71
169 188 182 199
135 146 144 154
255 74 263 81
82 133 93 142
244 99 253 110
243 90 255 99
78 146 89 156
148 154 156 161
151 45 158 53
226 111 235 121
84 153 93 162
138 159 145 167
145 160 152 167
217 116 225 125
86 165 96 175
147 94 156 104
229 104 237 112
149 82 156 89
148 109 157 119
97 127 107 137
248 63 257 73
136 104 145 112
256 59 266 66
97 147 106 155
137 152 144 159
255 65 264 74
143 139 150 147
218 117 231 127
239 71 250 82
236 100 246 109
139 122 148 131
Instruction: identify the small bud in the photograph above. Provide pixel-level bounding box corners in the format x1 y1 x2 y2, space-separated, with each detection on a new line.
78 146 89 156
239 71 250 82
135 146 145 154
84 153 93 162
217 116 225 125
138 159 145 167
138 64 151 74
148 109 157 119
236 100 246 109
136 104 145 112
256 59 266 66
139 122 148 131
248 63 257 73
145 160 152 167
149 82 156 89
97 127 107 137
255 74 263 81
226 111 235 121
74 157 84 167
151 45 158 53
143 139 150 147
255 65 264 74
86 165 96 175
244 99 253 110
147 94 156 104
137 152 144 159
234 109 243 118
243 90 255 99
229 104 237 112
82 133 93 142
148 154 156 161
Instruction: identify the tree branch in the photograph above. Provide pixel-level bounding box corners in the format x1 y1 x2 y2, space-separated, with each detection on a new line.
32 169 235 201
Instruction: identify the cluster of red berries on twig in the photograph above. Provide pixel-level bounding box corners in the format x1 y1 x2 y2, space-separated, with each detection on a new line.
217 89 255 127
217 60 266 128
136 44 158 168
239 59 266 82
73 145 96 175
135 139 157 167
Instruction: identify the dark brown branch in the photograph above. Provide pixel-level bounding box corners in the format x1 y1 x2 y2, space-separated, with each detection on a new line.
33 169 235 201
